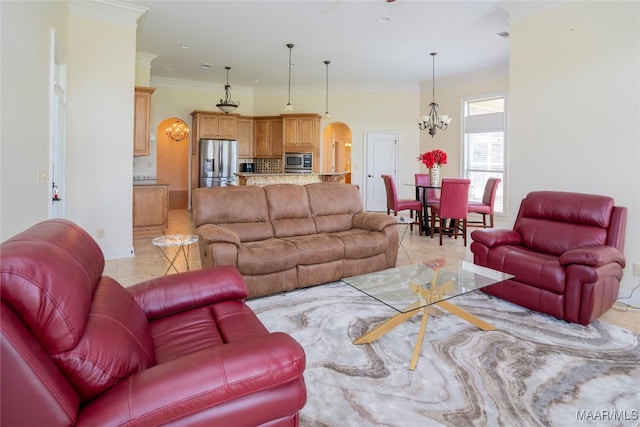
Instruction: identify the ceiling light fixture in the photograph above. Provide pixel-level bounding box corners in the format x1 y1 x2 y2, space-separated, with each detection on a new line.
323 60 331 119
418 52 451 137
216 66 240 114
165 120 189 142
284 43 295 112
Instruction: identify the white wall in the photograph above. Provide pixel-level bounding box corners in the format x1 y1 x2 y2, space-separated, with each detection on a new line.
507 1 640 303
65 3 143 258
0 1 68 240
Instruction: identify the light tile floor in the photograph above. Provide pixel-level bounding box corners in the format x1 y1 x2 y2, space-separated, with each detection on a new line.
105 209 638 334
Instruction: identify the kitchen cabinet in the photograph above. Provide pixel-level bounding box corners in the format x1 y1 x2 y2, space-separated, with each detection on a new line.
236 117 254 157
192 111 236 140
133 86 155 156
282 113 320 152
253 116 283 159
133 183 168 237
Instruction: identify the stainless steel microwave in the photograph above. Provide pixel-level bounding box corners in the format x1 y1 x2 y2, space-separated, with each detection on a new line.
284 152 312 172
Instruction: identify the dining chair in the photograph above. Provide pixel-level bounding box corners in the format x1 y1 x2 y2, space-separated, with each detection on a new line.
429 178 471 246
467 177 501 228
381 174 422 232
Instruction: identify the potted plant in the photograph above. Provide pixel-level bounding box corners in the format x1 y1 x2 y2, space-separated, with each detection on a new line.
417 149 447 186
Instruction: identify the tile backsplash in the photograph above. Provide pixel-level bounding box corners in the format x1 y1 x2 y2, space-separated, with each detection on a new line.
240 158 282 174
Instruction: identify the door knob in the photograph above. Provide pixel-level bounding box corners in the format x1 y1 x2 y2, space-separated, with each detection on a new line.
368 174 374 178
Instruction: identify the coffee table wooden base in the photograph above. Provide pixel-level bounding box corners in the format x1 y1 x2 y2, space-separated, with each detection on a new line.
354 300 496 370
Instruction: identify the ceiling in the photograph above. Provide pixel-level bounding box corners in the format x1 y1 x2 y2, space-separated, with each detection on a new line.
125 0 510 92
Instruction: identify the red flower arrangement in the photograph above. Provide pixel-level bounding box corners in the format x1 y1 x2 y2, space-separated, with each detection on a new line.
417 149 448 169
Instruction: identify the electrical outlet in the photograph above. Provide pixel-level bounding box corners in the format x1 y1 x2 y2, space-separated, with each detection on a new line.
633 263 640 277
97 228 105 239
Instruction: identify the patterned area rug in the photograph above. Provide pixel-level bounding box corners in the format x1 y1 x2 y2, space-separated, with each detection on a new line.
247 282 640 427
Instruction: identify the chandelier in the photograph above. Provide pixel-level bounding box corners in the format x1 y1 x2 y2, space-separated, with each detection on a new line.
216 66 240 114
165 120 189 142
418 52 451 137
284 43 294 112
323 60 331 119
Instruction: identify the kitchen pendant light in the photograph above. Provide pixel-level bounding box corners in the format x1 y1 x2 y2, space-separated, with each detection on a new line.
418 52 452 137
323 60 332 119
216 66 240 114
284 43 295 112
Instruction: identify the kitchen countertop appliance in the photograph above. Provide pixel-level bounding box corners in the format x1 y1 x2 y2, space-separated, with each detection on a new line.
199 139 237 187
239 162 255 173
284 152 312 174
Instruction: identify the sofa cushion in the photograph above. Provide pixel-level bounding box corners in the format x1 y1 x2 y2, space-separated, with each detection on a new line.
333 229 389 259
283 234 345 264
306 183 363 232
265 184 316 238
237 238 299 275
193 187 273 242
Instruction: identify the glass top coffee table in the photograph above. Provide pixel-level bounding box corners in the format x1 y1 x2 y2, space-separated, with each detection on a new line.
343 257 513 370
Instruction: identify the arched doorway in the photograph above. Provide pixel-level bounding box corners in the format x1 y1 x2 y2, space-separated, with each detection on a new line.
322 122 352 183
157 118 190 209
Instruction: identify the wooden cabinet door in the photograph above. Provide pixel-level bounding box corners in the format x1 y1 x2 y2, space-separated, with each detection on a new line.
282 116 298 146
133 87 155 156
219 115 236 139
236 117 253 157
298 117 317 146
253 119 269 157
199 115 219 139
133 185 168 235
269 118 283 158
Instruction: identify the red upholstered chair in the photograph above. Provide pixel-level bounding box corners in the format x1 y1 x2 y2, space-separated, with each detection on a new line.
414 173 440 208
381 174 422 231
429 179 471 246
470 191 627 325
468 177 501 228
1 219 306 427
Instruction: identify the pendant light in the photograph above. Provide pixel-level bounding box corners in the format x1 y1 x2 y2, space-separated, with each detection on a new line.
418 52 452 137
284 43 295 112
216 66 240 114
323 60 332 119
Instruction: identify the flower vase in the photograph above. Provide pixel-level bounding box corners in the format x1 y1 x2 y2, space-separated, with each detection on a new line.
429 165 441 186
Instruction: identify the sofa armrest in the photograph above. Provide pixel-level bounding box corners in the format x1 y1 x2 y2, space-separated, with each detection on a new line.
197 224 241 246
352 212 397 232
128 266 248 320
76 332 306 427
559 245 626 268
470 228 522 248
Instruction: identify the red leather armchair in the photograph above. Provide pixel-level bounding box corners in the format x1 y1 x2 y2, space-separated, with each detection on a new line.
1 219 306 426
470 191 627 325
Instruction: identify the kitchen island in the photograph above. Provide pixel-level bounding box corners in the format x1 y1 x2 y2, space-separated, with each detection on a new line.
235 171 349 186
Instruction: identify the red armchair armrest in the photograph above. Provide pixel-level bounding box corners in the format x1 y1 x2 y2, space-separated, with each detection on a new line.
559 245 626 268
128 266 248 320
76 332 306 426
470 228 522 248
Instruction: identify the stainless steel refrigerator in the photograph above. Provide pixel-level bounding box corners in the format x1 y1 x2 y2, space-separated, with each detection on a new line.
199 139 238 187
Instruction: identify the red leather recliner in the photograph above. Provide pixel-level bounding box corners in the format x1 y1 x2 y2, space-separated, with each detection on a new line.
1 219 306 426
470 191 627 325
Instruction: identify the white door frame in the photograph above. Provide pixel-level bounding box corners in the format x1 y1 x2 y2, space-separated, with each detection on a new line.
49 29 67 219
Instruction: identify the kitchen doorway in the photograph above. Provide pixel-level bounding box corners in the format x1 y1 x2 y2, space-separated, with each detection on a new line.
157 118 190 209
322 122 352 183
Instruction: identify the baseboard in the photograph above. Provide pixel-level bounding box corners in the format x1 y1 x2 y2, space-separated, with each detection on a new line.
103 247 135 260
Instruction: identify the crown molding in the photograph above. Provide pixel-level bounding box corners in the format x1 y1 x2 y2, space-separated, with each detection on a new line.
68 0 147 27
136 52 157 64
151 76 254 96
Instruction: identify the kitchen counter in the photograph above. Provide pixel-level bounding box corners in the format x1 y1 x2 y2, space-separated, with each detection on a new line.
235 172 348 186
133 179 169 186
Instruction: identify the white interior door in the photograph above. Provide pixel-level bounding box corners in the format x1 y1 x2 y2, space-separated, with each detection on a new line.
365 131 398 212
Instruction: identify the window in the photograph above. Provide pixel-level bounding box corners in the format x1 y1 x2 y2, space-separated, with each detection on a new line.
462 94 506 214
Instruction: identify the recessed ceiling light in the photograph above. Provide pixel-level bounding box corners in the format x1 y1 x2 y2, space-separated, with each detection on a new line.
495 31 510 39
165 67 173 71
200 63 212 69
377 16 391 23
179 43 192 49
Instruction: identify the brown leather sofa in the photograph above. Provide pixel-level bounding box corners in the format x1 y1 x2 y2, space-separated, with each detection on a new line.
193 183 399 298
470 191 627 325
1 219 306 426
